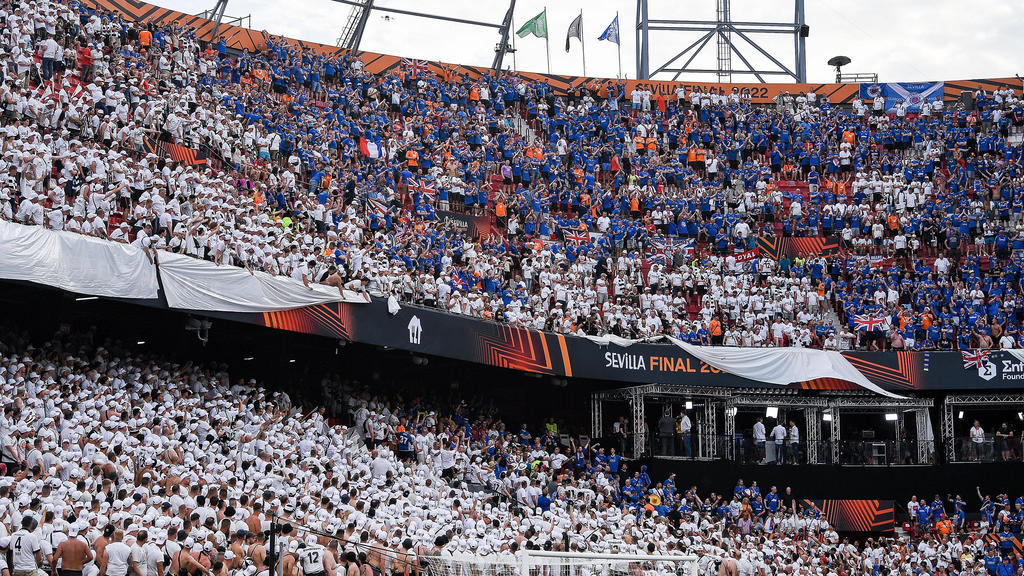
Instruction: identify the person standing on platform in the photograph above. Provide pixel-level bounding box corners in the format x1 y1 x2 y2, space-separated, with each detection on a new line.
658 411 676 457
679 411 692 458
771 420 787 465
753 417 767 464
788 420 801 464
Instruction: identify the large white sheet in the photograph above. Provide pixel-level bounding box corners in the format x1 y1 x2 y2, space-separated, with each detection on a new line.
158 251 367 312
0 220 159 298
667 337 904 398
583 334 663 347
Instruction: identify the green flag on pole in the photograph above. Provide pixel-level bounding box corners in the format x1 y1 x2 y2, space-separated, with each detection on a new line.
516 9 548 39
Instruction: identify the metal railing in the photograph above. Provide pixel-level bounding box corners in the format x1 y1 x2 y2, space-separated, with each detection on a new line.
835 439 935 466
646 435 937 465
949 436 1024 463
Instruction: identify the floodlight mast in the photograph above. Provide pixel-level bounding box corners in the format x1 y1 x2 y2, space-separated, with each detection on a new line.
635 0 808 82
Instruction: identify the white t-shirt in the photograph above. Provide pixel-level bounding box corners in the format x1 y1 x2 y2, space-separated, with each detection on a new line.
438 448 456 470
970 426 985 444
300 544 327 574
143 542 164 576
11 529 41 570
105 541 133 576
130 543 148 576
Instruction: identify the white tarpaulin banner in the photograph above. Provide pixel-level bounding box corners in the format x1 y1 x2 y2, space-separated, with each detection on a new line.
583 334 663 347
0 220 159 298
158 251 367 312
667 337 903 398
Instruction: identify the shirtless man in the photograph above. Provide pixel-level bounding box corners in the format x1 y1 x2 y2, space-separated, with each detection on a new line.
93 525 114 574
52 525 93 576
177 542 211 576
227 532 246 572
323 542 339 576
363 538 386 576
280 541 299 576
245 504 264 536
718 549 739 576
319 266 347 296
247 533 267 573
343 552 360 576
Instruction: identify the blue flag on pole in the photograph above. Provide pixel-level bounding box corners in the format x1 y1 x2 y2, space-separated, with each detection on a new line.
598 15 619 45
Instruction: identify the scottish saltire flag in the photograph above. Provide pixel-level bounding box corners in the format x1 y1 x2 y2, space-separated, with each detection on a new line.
858 82 944 112
598 15 619 44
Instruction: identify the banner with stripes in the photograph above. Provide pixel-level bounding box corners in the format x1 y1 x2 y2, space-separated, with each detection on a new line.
798 499 895 533
161 141 208 166
756 236 842 260
143 137 208 166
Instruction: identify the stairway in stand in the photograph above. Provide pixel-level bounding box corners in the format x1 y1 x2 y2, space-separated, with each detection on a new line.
512 115 537 143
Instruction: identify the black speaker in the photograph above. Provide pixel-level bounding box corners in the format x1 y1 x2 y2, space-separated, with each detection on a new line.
799 24 810 38
960 90 976 111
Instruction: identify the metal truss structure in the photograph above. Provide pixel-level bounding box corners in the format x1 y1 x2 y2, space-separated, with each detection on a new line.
330 0 518 71
591 384 732 458
942 394 1024 463
726 395 826 462
828 396 934 464
635 0 808 82
592 385 936 462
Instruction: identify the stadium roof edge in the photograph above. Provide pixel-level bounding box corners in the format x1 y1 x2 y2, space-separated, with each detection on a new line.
81 0 1021 103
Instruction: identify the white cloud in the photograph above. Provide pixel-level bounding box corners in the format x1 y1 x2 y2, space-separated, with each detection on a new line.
156 0 1024 83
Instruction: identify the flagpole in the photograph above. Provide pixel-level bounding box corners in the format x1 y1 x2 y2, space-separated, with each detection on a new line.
615 11 622 79
544 8 551 75
511 13 517 72
580 9 586 77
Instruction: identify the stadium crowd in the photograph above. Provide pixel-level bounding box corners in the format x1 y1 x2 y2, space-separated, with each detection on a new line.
1 323 1023 576
3 0 1024 353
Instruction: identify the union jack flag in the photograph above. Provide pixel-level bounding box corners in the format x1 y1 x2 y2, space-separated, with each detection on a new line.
648 237 694 259
562 228 590 245
366 197 388 216
416 179 437 204
401 58 429 78
961 349 992 370
450 270 467 290
646 251 666 265
853 314 886 332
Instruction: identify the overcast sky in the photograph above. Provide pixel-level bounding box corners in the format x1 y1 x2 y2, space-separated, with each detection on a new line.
157 0 1024 84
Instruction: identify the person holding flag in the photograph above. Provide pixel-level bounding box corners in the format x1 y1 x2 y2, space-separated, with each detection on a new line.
516 8 550 74
598 13 621 78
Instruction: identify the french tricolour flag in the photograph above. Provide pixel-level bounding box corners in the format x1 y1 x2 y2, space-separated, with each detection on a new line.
359 138 382 159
